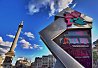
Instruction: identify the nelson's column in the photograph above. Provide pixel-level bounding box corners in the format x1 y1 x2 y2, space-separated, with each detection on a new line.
2 21 23 68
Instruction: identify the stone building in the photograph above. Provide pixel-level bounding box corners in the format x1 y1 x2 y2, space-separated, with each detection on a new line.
0 55 4 68
15 58 31 68
31 55 56 68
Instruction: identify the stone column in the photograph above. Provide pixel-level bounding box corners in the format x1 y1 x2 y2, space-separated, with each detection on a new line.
10 21 23 52
3 21 23 68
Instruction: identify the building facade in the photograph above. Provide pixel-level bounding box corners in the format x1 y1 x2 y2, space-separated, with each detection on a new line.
31 55 56 68
15 58 31 68
35 57 42 68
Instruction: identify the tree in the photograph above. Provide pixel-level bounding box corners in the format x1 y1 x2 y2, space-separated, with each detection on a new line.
93 51 98 61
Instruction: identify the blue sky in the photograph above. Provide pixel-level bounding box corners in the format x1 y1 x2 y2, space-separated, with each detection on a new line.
0 0 98 64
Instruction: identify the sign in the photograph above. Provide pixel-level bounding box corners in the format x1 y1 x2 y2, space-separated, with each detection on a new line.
56 30 90 47
64 11 86 27
53 29 92 68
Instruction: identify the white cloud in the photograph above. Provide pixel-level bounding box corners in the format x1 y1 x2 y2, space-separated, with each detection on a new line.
0 37 3 43
33 44 43 50
24 32 35 39
33 44 39 48
28 0 49 15
6 34 15 39
27 0 74 17
0 48 8 53
0 36 12 55
49 0 73 16
57 0 73 12
39 47 43 50
0 37 12 47
28 5 39 15
30 46 33 49
6 34 23 40
20 39 32 49
0 41 12 47
49 1 55 17
19 39 43 50
71 3 77 8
